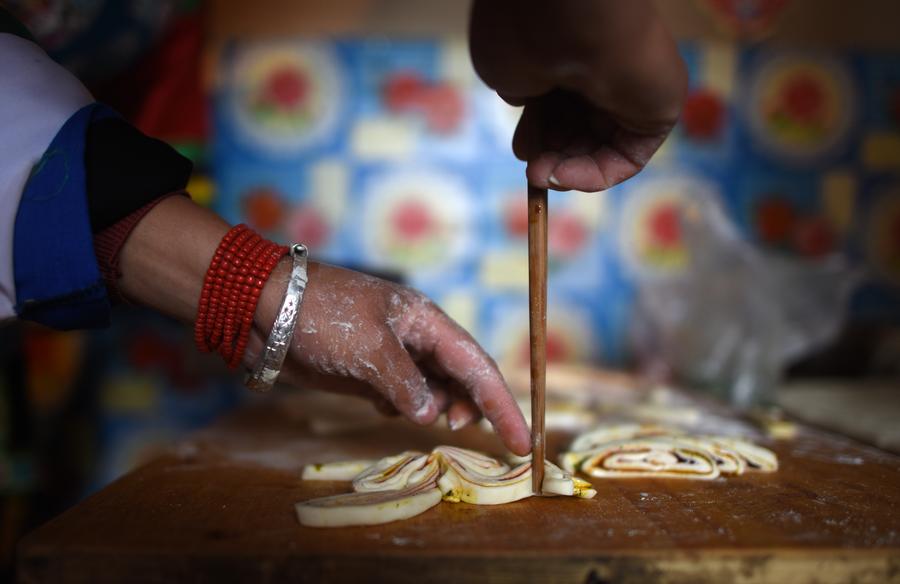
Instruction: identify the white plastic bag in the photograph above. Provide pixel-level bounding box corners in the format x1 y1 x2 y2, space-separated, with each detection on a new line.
630 194 859 408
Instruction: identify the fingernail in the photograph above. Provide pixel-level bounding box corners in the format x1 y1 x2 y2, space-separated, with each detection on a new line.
449 411 475 431
548 174 561 187
414 397 434 422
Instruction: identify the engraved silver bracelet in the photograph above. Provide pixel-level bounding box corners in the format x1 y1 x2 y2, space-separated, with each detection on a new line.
245 243 309 392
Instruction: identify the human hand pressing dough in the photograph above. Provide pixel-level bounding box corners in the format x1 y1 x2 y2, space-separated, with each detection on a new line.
112 198 527 453
250 261 531 456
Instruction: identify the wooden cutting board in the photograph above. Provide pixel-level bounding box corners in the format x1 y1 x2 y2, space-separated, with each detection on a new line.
17 392 900 584
778 380 900 454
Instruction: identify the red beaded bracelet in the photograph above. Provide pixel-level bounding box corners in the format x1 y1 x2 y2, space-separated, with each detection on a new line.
195 225 289 369
222 239 272 365
230 242 285 368
203 225 250 351
226 236 269 365
221 229 261 351
195 224 245 351
212 228 254 350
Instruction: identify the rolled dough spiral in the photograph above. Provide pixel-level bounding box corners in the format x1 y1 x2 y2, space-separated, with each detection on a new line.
297 446 596 527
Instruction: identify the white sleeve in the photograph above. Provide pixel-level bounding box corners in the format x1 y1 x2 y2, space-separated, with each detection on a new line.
0 32 93 321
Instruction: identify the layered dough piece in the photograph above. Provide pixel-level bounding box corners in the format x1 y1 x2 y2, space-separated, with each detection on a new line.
437 446 595 504
301 459 377 481
296 484 443 528
297 446 595 527
710 437 778 472
562 424 778 480
298 452 442 528
563 437 721 480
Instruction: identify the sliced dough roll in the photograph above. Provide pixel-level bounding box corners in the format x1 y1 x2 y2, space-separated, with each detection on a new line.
437 459 597 504
301 459 378 481
438 461 531 505
542 460 597 499
435 446 533 504
295 485 443 527
434 446 511 477
296 446 596 527
709 437 778 472
568 423 672 452
436 448 596 504
567 437 720 480
675 436 746 476
297 452 441 527
352 451 436 492
562 424 779 479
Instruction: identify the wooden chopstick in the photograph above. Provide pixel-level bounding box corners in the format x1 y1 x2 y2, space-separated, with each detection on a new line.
527 184 548 494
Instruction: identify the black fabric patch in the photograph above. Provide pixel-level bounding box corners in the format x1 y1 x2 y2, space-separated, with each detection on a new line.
85 117 193 232
0 6 38 43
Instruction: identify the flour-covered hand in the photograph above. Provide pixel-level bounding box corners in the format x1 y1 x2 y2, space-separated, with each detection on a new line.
250 261 531 455
110 199 528 449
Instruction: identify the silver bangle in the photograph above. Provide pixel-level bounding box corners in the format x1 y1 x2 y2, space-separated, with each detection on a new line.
245 243 309 392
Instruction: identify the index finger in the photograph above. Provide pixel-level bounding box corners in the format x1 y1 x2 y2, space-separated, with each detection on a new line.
399 303 531 456
515 93 669 192
532 129 668 193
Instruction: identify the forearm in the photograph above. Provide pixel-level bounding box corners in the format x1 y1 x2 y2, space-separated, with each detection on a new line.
117 195 302 362
117 196 229 322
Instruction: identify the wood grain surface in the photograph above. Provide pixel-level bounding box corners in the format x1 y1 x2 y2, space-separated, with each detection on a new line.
17 391 900 584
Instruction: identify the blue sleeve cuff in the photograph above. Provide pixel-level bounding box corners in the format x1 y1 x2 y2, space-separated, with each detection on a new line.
13 103 117 330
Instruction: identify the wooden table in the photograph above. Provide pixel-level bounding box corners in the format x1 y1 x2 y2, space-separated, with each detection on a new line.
17 392 900 583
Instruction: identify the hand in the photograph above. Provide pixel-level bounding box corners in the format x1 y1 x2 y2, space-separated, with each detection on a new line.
118 198 530 454
251 262 531 455
470 0 687 192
